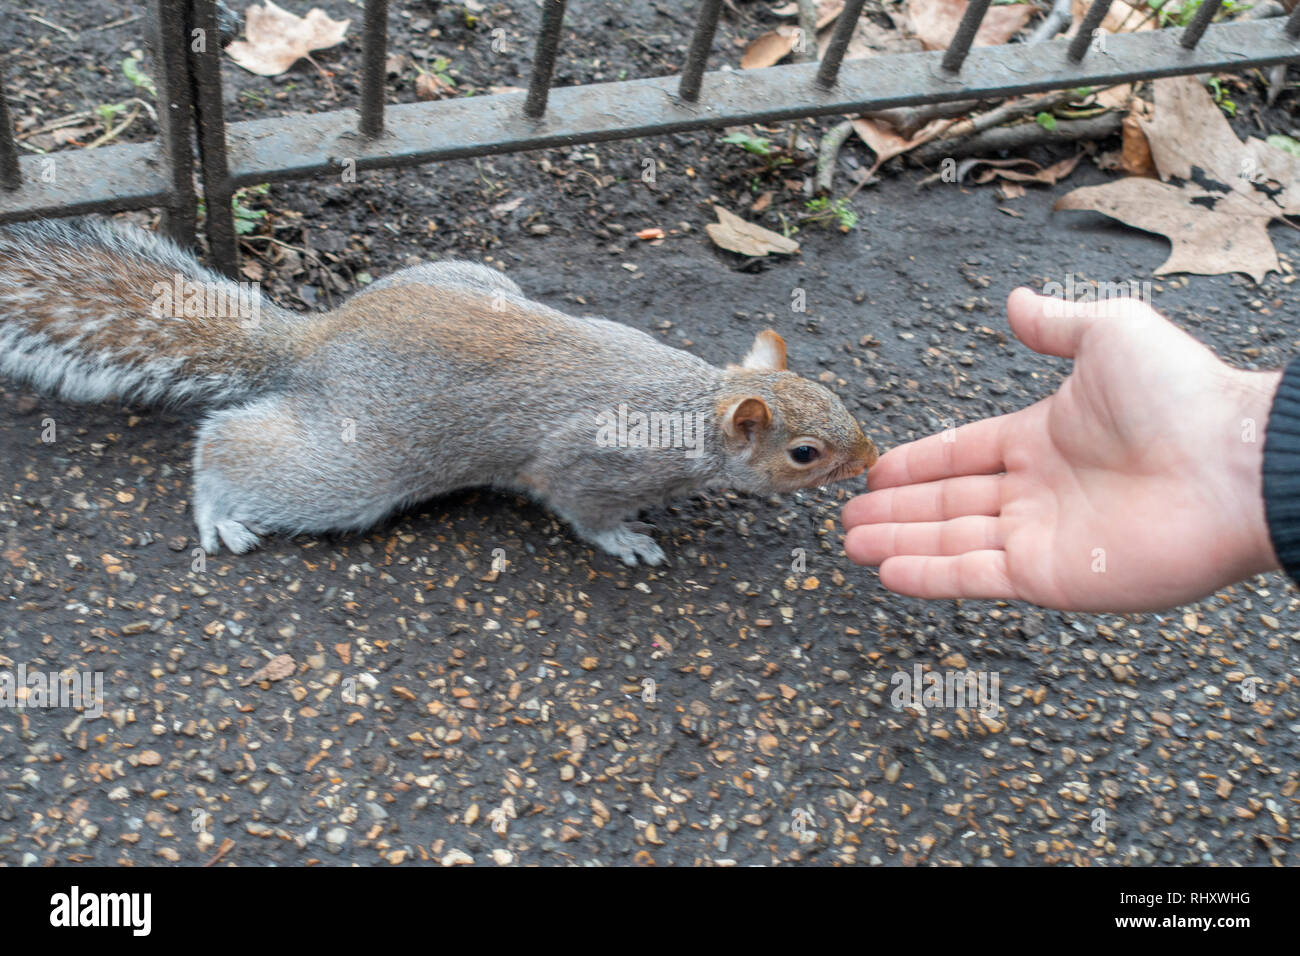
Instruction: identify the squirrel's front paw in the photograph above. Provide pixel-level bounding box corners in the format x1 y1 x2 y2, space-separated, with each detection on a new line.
590 525 666 567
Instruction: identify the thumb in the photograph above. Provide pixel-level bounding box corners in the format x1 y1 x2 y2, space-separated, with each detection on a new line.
1006 287 1099 359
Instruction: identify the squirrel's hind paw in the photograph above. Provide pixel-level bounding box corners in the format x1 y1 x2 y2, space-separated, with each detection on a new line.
590 525 666 567
197 516 262 555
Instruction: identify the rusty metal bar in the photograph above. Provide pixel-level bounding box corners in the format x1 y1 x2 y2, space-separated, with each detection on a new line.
1180 0 1223 48
816 0 869 89
0 66 20 191
149 0 199 246
940 0 992 72
524 0 568 118
359 0 389 137
679 0 724 102
1068 0 1114 61
188 0 239 274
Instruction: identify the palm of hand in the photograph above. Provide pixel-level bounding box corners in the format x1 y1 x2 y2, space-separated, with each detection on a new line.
999 317 1246 610
844 292 1278 612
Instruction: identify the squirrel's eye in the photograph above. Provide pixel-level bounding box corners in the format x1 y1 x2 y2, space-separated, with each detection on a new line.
790 445 819 465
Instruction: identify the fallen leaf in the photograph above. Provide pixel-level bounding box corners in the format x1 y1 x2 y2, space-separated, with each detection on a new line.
1056 75 1296 282
490 196 524 218
741 26 800 69
635 227 666 240
415 72 455 100
706 205 800 257
226 1 350 77
1138 75 1245 192
901 0 1034 51
1120 101 1155 177
751 190 774 213
851 116 954 175
1054 178 1279 283
970 154 1081 186
241 653 297 685
998 181 1027 200
1245 137 1300 215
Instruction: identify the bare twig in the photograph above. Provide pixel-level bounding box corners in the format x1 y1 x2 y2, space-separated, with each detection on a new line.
1028 0 1073 43
84 103 140 149
913 114 1122 164
814 120 856 194
794 0 819 63
25 11 77 39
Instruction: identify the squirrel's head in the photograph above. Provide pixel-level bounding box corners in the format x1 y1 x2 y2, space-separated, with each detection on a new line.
716 330 877 494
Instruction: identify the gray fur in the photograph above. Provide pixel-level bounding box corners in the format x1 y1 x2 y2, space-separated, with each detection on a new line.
1 219 871 565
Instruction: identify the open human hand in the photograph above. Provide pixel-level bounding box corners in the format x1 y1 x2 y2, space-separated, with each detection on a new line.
842 288 1281 612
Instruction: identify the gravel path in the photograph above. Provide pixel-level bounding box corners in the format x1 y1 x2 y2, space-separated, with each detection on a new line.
1 0 1297 866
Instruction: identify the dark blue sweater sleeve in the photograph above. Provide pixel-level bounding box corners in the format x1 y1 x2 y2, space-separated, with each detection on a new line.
1263 356 1300 583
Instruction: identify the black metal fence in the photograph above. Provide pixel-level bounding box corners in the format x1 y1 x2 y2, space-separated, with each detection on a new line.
2 0 1300 275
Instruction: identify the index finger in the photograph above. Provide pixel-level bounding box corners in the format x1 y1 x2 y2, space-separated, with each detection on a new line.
868 414 1008 490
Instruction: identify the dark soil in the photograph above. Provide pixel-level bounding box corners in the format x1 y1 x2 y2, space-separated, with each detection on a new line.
2 0 1299 867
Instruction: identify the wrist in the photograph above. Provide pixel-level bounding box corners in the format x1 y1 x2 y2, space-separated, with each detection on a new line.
1224 367 1283 577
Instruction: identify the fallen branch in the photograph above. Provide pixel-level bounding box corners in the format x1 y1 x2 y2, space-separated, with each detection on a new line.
912 114 1122 165
1027 0 1073 43
794 0 819 63
814 119 856 194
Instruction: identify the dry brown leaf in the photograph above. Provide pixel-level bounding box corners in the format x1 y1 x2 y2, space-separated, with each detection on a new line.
242 653 297 685
1138 75 1246 191
970 154 1081 186
1120 102 1156 177
741 26 800 69
998 181 1027 200
902 0 1034 51
1245 138 1300 215
226 1 350 76
851 116 954 175
706 206 800 257
1054 179 1279 283
415 72 455 100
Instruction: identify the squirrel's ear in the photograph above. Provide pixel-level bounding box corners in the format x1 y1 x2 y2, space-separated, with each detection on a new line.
722 396 773 441
741 330 787 372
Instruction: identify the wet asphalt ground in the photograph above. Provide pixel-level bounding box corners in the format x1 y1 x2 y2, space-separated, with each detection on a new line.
1 0 1299 867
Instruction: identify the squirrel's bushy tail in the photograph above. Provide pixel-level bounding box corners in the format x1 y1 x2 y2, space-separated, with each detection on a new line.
0 218 293 407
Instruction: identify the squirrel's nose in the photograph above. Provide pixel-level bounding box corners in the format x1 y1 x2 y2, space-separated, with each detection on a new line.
858 435 879 470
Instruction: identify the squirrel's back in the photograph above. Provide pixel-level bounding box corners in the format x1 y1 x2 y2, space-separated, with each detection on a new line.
0 218 293 406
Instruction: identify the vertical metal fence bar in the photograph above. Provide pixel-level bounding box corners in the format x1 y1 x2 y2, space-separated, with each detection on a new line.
1068 0 1114 61
524 0 568 118
1180 0 1223 48
359 0 389 137
150 0 198 245
679 0 723 102
188 0 239 274
1288 3 1300 38
816 0 868 88
0 67 20 191
940 0 992 72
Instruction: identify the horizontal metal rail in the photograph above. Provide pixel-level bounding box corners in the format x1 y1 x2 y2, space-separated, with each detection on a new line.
214 21 1298 184
0 6 1298 273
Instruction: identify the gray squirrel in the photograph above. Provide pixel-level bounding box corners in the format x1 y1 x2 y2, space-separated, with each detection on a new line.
0 218 878 565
